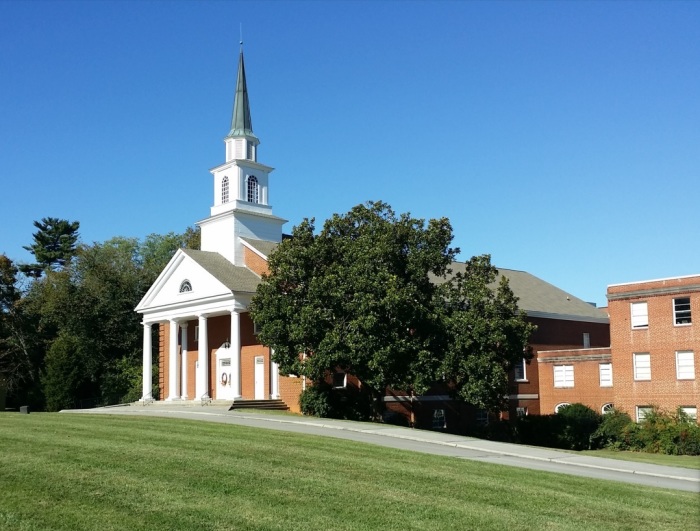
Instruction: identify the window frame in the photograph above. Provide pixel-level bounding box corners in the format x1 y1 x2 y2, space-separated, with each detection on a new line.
631 301 649 329
553 364 574 388
554 402 570 413
673 297 692 326
633 352 651 381
514 358 527 382
246 175 259 204
179 279 192 293
680 406 697 422
599 362 613 387
601 403 615 414
332 371 347 389
636 406 653 422
221 176 229 204
675 350 695 380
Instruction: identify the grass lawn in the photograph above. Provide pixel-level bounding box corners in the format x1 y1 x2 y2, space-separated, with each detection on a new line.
579 448 700 470
0 414 698 531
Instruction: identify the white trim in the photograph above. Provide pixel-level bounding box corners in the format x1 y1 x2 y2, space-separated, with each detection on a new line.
382 395 451 403
636 406 653 422
633 352 651 381
507 394 539 400
676 350 695 380
554 402 570 413
608 273 700 288
599 362 613 387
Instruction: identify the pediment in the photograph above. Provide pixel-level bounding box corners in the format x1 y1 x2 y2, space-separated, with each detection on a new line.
135 249 232 313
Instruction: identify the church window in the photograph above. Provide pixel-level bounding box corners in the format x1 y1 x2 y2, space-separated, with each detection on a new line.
222 176 229 204
179 280 192 293
247 175 259 203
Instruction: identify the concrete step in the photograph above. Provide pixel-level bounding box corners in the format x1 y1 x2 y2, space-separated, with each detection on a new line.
229 399 289 411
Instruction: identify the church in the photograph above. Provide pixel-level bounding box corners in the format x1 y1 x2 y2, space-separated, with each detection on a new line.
136 50 613 424
135 50 302 410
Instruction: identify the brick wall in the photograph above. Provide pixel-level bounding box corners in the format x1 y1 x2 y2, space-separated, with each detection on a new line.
537 348 614 414
607 275 699 419
244 246 270 276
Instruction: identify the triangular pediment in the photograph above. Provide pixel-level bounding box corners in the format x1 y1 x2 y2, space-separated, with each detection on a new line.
136 249 234 314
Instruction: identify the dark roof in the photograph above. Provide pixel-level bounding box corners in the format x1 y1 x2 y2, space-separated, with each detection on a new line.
181 249 261 293
227 51 258 141
240 237 278 259
436 264 608 323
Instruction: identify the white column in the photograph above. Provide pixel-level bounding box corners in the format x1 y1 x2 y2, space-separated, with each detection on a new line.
230 309 242 399
140 322 153 401
166 319 180 400
180 323 189 399
198 314 210 399
270 350 280 399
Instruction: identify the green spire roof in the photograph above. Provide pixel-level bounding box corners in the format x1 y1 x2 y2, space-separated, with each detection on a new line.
227 51 258 141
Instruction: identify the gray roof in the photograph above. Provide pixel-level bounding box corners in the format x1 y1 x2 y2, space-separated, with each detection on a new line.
227 51 258 142
181 249 261 293
436 264 608 323
240 237 278 259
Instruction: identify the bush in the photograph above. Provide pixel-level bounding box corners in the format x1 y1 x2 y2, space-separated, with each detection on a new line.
556 403 602 450
299 385 333 417
591 409 634 450
632 408 700 455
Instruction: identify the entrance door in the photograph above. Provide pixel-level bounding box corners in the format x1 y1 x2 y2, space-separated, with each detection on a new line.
254 356 265 399
216 348 234 400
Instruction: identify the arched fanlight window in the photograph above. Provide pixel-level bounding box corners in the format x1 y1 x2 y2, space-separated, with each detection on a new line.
602 403 615 414
222 176 229 204
247 175 259 204
179 280 192 293
554 402 570 414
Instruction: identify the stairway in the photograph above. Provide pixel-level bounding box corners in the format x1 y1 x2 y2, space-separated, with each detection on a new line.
228 399 289 412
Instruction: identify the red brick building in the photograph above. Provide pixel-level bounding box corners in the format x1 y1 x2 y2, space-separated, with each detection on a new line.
537 274 699 423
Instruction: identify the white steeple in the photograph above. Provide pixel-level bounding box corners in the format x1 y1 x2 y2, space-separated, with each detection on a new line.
198 49 286 267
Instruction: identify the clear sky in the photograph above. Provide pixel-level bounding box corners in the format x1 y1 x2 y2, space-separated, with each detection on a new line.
1 1 698 307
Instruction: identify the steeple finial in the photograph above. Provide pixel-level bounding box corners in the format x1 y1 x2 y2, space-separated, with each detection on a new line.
227 46 257 140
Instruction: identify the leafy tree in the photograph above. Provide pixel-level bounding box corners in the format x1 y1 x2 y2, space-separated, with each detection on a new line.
251 201 533 416
19 217 80 278
0 255 30 393
438 256 535 411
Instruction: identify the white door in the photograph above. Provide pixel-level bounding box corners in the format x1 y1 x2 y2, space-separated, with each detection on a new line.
254 356 265 399
216 349 234 400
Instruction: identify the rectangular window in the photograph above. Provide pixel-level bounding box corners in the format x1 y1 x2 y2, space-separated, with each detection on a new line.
514 358 527 381
332 371 347 389
676 351 695 380
194 325 199 343
636 406 653 422
476 409 489 426
599 363 613 387
633 353 651 381
553 365 574 388
583 332 591 349
631 302 648 329
680 406 697 421
432 409 446 429
253 321 261 335
516 407 528 417
673 297 692 325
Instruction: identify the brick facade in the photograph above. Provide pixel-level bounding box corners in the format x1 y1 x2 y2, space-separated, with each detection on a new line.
607 275 699 420
244 246 270 277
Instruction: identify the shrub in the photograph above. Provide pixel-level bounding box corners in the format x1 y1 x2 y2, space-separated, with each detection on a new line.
299 385 332 417
556 403 602 450
591 409 634 450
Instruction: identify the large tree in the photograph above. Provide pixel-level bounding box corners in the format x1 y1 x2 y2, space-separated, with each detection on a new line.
251 202 455 405
19 217 80 278
0 255 31 394
250 201 533 415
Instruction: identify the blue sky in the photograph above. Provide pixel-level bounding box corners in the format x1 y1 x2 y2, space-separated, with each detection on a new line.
1 1 698 307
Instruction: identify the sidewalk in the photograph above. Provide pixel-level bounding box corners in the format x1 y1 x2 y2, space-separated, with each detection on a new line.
65 403 700 487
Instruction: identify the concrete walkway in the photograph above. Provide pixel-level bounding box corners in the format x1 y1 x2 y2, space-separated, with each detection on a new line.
62 403 700 492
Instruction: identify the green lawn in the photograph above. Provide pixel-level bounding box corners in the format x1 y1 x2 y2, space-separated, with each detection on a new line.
0 414 697 531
